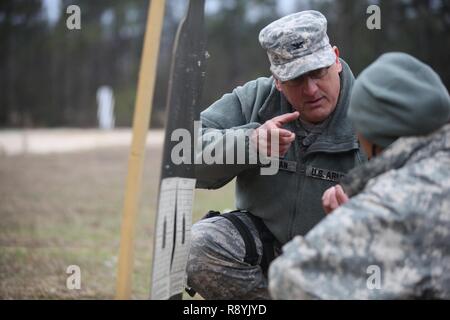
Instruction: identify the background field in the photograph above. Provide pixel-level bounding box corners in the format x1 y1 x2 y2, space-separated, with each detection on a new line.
0 130 235 299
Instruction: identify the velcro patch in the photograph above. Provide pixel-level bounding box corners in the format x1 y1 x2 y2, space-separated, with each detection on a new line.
279 159 297 173
306 166 345 182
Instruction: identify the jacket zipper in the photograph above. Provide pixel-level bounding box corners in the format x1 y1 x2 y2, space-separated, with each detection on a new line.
288 134 304 240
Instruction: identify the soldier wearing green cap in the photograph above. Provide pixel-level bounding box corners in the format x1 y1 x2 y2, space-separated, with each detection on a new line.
269 52 450 299
186 11 366 299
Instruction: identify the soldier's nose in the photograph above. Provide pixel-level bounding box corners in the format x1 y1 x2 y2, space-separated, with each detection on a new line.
302 78 319 96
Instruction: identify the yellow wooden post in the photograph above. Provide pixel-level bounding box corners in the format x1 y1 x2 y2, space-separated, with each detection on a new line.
115 0 166 300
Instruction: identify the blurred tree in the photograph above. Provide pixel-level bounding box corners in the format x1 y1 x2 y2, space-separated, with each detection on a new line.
302 0 450 83
200 0 278 108
0 0 448 128
0 0 47 127
0 0 152 127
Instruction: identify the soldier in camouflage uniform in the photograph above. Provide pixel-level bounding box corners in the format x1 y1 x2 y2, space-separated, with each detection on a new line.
269 52 450 299
186 11 366 299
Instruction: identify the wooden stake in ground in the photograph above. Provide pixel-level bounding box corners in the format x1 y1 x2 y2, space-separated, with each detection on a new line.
116 0 166 300
150 0 207 300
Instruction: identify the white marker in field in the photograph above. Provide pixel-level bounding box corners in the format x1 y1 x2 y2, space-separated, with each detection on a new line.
96 86 115 130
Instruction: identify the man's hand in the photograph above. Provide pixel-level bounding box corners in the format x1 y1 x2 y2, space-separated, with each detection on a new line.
252 111 299 157
322 184 349 214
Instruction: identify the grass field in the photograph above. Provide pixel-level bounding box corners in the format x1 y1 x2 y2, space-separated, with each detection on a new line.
0 142 235 299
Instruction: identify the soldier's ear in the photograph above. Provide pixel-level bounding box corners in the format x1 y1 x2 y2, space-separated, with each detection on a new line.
274 78 283 92
333 46 342 73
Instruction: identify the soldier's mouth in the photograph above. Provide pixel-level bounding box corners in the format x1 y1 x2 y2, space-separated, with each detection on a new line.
306 97 325 108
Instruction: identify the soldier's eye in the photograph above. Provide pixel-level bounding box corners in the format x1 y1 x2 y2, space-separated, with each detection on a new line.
311 68 325 78
310 66 330 79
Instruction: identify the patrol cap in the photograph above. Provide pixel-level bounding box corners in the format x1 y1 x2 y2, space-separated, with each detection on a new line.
348 52 450 148
259 10 335 82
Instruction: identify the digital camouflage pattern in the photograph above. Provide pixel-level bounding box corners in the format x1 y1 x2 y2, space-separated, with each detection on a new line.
269 124 450 299
186 211 272 299
259 10 336 82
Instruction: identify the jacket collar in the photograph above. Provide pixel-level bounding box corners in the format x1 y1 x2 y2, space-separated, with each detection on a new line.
341 123 450 197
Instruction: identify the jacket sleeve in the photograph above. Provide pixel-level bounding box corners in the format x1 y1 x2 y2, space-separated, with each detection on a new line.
195 78 273 189
268 169 439 299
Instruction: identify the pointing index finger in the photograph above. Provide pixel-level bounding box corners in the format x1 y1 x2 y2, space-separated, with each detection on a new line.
273 111 300 126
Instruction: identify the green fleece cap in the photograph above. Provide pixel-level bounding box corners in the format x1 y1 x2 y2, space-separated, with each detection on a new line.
348 52 450 148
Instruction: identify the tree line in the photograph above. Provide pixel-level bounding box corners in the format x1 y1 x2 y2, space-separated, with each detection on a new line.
0 0 448 128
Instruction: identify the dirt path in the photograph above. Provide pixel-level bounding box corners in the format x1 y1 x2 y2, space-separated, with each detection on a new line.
0 129 164 156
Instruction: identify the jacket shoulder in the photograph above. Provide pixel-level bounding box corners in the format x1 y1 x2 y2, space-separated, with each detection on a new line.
201 77 275 128
234 76 276 112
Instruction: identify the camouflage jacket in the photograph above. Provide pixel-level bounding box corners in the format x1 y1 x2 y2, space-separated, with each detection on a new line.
196 60 366 244
269 123 450 299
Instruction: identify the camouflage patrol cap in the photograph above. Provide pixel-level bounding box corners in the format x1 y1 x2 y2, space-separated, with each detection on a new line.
259 11 335 82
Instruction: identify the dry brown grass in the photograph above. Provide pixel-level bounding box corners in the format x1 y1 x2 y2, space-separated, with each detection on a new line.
0 144 234 299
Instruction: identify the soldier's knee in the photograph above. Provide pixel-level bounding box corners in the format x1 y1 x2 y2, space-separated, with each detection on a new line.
186 223 214 282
